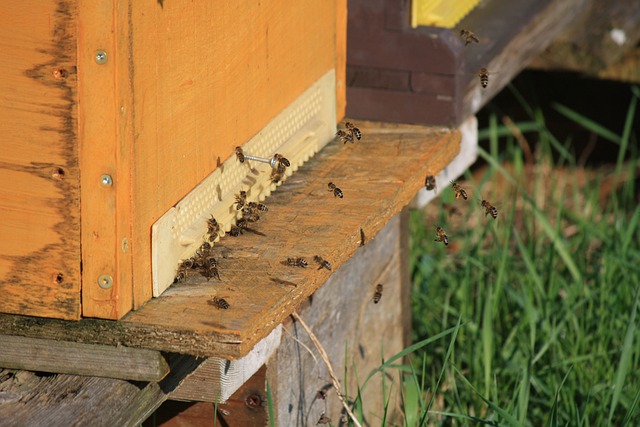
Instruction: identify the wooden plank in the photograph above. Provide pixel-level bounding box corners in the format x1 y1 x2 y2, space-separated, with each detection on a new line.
0 355 201 426
128 0 341 308
336 0 348 120
269 214 406 426
0 1 81 320
0 335 169 382
0 122 460 359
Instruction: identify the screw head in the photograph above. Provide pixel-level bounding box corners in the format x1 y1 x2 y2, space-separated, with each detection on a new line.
95 50 108 64
100 174 113 187
97 274 113 289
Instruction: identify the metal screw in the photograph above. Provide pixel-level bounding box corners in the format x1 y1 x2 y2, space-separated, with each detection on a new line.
100 174 113 187
97 274 113 289
243 154 279 169
245 393 262 408
95 50 108 65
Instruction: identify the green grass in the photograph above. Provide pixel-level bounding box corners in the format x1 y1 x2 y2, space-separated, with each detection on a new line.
405 84 640 426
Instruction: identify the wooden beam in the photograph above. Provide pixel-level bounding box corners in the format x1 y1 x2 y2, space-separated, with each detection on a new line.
0 334 169 382
0 354 202 426
0 122 460 359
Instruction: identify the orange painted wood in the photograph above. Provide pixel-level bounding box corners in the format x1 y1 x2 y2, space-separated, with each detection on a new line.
0 1 81 320
0 122 460 358
78 0 133 319
336 0 348 121
128 1 341 308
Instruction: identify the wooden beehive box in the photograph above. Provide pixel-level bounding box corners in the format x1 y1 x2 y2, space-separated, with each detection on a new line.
0 0 346 321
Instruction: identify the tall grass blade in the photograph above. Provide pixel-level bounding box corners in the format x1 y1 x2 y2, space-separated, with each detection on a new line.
482 284 494 399
266 379 275 427
608 283 640 424
553 103 621 144
615 91 638 176
622 386 640 426
546 366 573 427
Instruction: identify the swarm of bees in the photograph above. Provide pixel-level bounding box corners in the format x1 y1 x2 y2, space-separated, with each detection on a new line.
173 241 220 283
328 182 343 198
458 28 493 89
336 121 362 144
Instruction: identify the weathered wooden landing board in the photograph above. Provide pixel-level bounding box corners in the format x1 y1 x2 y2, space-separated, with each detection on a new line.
0 122 460 359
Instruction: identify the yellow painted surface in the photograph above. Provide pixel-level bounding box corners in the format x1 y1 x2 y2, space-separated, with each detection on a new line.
411 0 479 28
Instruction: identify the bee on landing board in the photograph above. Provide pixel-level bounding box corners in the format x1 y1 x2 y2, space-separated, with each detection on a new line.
434 226 449 246
373 284 383 304
328 182 343 198
336 129 354 144
425 175 437 192
451 181 468 200
459 29 480 46
314 255 332 271
481 199 498 219
207 215 221 239
285 257 308 268
345 121 362 140
235 146 245 163
209 296 230 309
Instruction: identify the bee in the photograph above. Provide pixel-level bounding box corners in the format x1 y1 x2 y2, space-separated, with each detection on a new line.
209 296 229 309
205 256 217 268
316 389 327 400
336 129 354 144
207 215 221 236
459 29 480 46
434 226 449 246
360 228 366 246
248 202 268 212
285 257 308 268
201 266 220 281
273 153 290 168
181 257 196 269
235 190 247 210
173 270 187 284
244 212 260 223
314 255 332 271
229 225 243 236
270 167 285 184
345 121 361 140
317 413 330 425
235 146 245 163
373 284 383 304
481 199 498 219
425 175 437 192
478 68 490 88
328 182 343 198
451 181 468 200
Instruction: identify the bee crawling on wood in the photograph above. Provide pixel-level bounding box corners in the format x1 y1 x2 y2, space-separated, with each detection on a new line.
207 215 221 239
270 166 285 184
434 226 449 246
247 201 268 212
459 29 480 46
451 181 468 200
481 199 498 219
284 257 308 268
173 270 187 284
328 182 343 198
314 255 332 271
208 296 230 309
229 225 244 236
425 175 437 192
373 284 383 304
235 146 245 163
345 121 362 140
273 153 290 168
336 129 354 144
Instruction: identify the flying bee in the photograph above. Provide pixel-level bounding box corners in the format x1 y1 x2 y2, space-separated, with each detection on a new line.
209 296 229 309
425 175 437 192
235 190 247 210
235 146 245 163
459 29 480 45
336 129 354 144
478 68 490 88
328 182 343 198
273 153 290 168
373 284 383 304
451 181 468 200
481 199 498 219
314 255 332 271
285 257 308 268
345 121 362 140
434 226 449 246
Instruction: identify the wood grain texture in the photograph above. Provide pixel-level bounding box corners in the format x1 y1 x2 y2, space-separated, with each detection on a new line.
128 0 340 308
0 335 169 382
270 213 406 426
0 355 201 427
0 1 81 319
0 122 460 359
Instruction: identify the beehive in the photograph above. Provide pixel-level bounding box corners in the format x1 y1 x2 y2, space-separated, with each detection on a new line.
0 0 346 321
